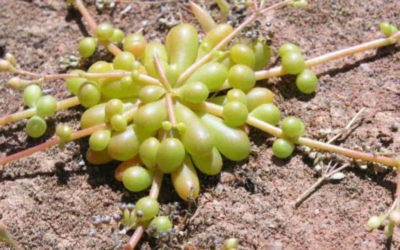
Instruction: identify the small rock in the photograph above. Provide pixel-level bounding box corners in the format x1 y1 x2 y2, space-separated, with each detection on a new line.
220 172 235 184
360 63 373 76
242 212 254 223
88 228 96 237
263 241 283 250
390 122 400 132
330 172 346 180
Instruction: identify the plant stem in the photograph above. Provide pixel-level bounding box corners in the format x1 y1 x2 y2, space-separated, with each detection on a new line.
124 130 166 250
74 0 96 33
294 109 365 207
14 70 75 79
124 226 144 250
297 137 397 167
259 0 292 15
0 123 106 168
137 74 163 86
327 108 365 144
396 173 400 198
17 70 73 79
294 175 325 207
0 96 80 127
74 0 122 56
106 43 123 57
176 0 291 86
153 55 177 127
124 170 164 250
0 106 138 168
255 32 400 80
15 70 163 87
165 94 177 127
84 71 163 86
153 56 172 91
382 197 399 221
198 101 399 168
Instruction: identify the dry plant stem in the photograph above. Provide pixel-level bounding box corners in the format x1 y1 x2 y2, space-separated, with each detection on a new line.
327 108 365 144
176 0 291 86
255 31 400 80
0 96 80 127
259 0 292 15
294 163 350 207
294 176 325 207
199 101 399 168
294 110 365 207
124 170 164 250
74 0 122 56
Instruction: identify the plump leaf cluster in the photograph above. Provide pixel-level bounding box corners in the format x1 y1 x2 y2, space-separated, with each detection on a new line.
49 20 314 228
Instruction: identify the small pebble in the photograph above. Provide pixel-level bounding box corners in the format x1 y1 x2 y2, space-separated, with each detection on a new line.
220 172 235 184
93 216 102 225
88 228 96 237
102 216 111 223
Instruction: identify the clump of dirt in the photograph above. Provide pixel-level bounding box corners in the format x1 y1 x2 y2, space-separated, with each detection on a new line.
0 0 399 249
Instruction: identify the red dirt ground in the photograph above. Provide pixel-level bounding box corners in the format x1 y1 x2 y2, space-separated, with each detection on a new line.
0 1 399 249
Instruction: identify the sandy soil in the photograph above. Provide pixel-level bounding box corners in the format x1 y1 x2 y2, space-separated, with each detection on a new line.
0 0 400 249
